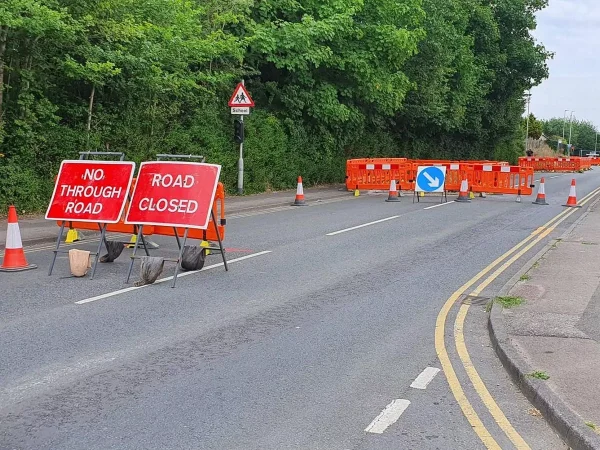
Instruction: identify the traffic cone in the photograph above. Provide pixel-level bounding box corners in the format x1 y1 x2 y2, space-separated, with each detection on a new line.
563 178 581 208
0 206 37 272
455 179 471 203
532 178 549 205
385 179 400 202
292 176 306 206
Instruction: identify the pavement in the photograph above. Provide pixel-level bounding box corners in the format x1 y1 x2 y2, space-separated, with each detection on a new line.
1 171 600 449
0 185 349 250
490 194 600 449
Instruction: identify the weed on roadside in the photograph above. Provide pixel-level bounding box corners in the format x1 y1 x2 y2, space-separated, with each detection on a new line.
519 274 531 281
528 371 550 380
532 261 540 269
485 301 493 313
585 422 600 435
495 296 524 308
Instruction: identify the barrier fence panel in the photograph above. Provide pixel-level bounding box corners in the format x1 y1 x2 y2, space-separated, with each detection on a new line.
345 158 532 196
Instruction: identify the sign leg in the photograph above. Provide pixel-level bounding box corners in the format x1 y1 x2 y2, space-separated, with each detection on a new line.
171 228 189 288
49 221 66 276
173 227 182 249
212 210 228 271
139 232 150 256
90 224 107 279
126 225 144 283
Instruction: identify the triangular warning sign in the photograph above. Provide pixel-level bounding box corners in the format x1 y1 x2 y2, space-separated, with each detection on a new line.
228 83 255 107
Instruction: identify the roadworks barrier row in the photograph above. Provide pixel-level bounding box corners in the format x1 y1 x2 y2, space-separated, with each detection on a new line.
518 156 596 172
345 159 534 196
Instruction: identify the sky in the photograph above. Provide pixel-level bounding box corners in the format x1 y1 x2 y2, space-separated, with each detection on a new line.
529 0 599 128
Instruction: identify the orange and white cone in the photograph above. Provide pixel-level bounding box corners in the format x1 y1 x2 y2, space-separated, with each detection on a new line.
292 176 306 206
0 206 37 272
563 178 581 208
532 178 549 205
385 179 400 202
455 179 471 203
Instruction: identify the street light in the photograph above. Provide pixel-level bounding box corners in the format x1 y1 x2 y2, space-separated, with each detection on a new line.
562 109 569 142
524 91 531 153
568 111 575 149
595 132 599 152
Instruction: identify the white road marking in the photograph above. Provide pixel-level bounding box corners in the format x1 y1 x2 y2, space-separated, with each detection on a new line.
410 367 441 389
549 175 561 179
423 201 455 210
365 399 411 434
75 251 272 304
326 216 399 236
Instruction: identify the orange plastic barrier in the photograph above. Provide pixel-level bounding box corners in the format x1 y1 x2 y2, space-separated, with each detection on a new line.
57 181 226 241
345 159 413 191
153 182 226 242
470 164 534 195
588 157 600 166
519 157 593 172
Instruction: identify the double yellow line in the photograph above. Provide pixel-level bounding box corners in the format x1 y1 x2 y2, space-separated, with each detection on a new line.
435 186 600 449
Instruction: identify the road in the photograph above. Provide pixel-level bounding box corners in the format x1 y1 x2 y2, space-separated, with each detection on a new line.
1 172 597 449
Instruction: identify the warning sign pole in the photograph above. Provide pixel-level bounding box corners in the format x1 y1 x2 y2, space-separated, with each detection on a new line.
228 79 254 195
237 80 245 195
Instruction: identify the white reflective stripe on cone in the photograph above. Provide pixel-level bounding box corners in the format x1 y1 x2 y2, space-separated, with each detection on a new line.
5 223 23 249
297 183 304 195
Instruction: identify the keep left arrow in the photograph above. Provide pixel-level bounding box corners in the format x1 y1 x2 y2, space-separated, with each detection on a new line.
423 171 440 188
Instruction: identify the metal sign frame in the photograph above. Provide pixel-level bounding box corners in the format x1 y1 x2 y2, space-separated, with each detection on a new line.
48 152 148 279
125 154 228 288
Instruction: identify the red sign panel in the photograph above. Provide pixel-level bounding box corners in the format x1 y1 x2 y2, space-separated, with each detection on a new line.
228 82 255 107
45 160 135 223
125 162 221 229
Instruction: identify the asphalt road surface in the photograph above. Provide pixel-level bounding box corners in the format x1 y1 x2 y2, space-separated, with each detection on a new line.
2 172 598 449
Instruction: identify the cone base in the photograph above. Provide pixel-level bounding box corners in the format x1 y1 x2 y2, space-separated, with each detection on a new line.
455 197 471 203
385 197 400 202
532 200 549 205
292 201 306 206
563 204 581 208
0 263 37 272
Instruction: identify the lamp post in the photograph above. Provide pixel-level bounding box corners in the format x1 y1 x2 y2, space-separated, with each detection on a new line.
562 110 569 142
596 132 599 152
568 111 575 152
524 91 531 153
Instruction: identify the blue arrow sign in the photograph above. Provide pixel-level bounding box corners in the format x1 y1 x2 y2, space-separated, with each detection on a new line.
416 166 446 193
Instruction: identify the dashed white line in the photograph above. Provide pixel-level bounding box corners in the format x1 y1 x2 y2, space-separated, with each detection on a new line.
75 251 272 304
326 216 399 236
410 367 441 389
365 399 411 434
423 201 455 210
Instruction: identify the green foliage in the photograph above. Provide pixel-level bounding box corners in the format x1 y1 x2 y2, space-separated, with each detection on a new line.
523 113 543 139
0 0 551 211
543 117 598 152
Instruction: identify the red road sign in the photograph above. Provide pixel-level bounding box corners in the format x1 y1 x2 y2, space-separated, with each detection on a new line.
125 162 221 229
45 160 135 223
228 82 255 107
